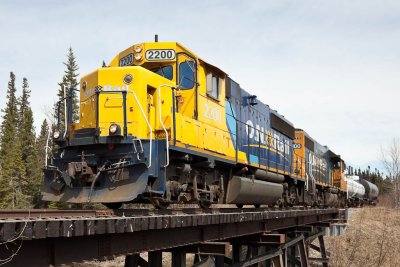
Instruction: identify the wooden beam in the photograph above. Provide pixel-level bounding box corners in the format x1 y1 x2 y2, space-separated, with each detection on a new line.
297 239 309 267
171 251 186 267
168 242 229 256
148 251 162 267
231 233 286 245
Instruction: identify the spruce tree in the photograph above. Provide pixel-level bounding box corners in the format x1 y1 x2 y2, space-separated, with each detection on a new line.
0 72 18 136
18 78 36 165
35 119 50 207
0 72 27 208
55 47 80 131
18 78 40 206
52 47 80 169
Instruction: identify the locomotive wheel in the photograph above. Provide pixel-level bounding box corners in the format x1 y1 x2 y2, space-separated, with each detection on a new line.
316 192 324 207
287 185 299 206
103 202 123 209
150 198 169 209
199 200 212 209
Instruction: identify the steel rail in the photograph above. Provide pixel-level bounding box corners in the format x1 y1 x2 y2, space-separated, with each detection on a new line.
0 206 339 220
0 209 113 220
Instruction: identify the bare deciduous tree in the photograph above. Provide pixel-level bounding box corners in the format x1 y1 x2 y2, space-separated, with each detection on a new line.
42 104 56 127
381 138 400 208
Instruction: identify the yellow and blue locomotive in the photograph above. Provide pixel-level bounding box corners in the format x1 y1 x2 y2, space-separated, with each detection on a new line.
42 40 353 208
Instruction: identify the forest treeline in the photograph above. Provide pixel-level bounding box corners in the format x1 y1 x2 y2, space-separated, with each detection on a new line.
353 167 392 196
0 48 397 208
0 48 78 208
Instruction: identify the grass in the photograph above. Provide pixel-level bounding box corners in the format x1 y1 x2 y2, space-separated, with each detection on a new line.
325 207 400 267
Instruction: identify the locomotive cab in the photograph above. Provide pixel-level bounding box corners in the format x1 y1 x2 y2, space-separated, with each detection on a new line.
109 42 199 120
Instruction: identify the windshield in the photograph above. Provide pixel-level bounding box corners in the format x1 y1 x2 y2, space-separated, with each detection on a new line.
179 60 195 89
151 65 173 80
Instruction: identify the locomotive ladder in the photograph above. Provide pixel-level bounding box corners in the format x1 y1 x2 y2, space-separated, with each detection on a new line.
157 84 176 168
128 90 153 168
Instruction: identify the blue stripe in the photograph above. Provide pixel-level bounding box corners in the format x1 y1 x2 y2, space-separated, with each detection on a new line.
250 154 259 164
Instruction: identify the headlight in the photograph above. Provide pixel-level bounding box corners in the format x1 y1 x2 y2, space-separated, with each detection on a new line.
123 74 133 85
134 46 142 53
53 131 60 139
109 124 119 135
134 54 142 61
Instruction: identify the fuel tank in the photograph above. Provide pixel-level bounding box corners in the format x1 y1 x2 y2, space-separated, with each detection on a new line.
254 170 285 183
226 176 283 205
324 192 339 206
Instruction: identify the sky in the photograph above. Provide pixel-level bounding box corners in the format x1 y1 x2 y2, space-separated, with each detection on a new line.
0 0 399 171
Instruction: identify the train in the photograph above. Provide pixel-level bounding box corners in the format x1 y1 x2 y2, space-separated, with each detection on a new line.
42 39 379 209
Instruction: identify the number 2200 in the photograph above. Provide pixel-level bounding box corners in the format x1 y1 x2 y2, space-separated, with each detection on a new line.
145 49 175 61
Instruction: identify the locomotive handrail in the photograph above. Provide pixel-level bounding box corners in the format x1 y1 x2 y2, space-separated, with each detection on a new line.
258 131 261 167
284 140 286 173
223 101 312 178
98 90 153 169
44 127 51 167
157 84 176 168
105 96 124 101
224 112 313 179
63 85 67 138
220 99 239 162
55 98 67 132
127 90 153 169
66 87 80 139
53 87 80 139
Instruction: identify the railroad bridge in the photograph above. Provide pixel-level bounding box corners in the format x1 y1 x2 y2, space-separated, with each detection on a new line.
0 207 348 267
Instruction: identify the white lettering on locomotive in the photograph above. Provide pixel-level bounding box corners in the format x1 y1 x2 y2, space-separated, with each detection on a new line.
83 88 95 97
103 84 130 92
245 119 290 156
204 103 222 122
245 120 254 139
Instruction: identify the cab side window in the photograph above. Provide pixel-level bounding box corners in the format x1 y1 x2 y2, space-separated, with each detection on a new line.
151 65 173 80
179 60 195 89
333 162 341 169
206 72 220 100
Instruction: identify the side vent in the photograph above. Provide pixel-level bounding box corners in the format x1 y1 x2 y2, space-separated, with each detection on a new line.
225 77 232 99
270 113 295 139
304 135 315 152
225 77 241 100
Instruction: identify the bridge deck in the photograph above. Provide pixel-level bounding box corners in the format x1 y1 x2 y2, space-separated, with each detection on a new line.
0 208 346 266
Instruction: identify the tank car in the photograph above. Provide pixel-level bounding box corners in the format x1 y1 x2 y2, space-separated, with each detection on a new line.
345 175 365 206
359 178 379 204
345 175 379 206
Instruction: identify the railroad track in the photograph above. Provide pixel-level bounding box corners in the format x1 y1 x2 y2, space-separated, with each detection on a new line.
0 209 114 220
0 205 315 221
